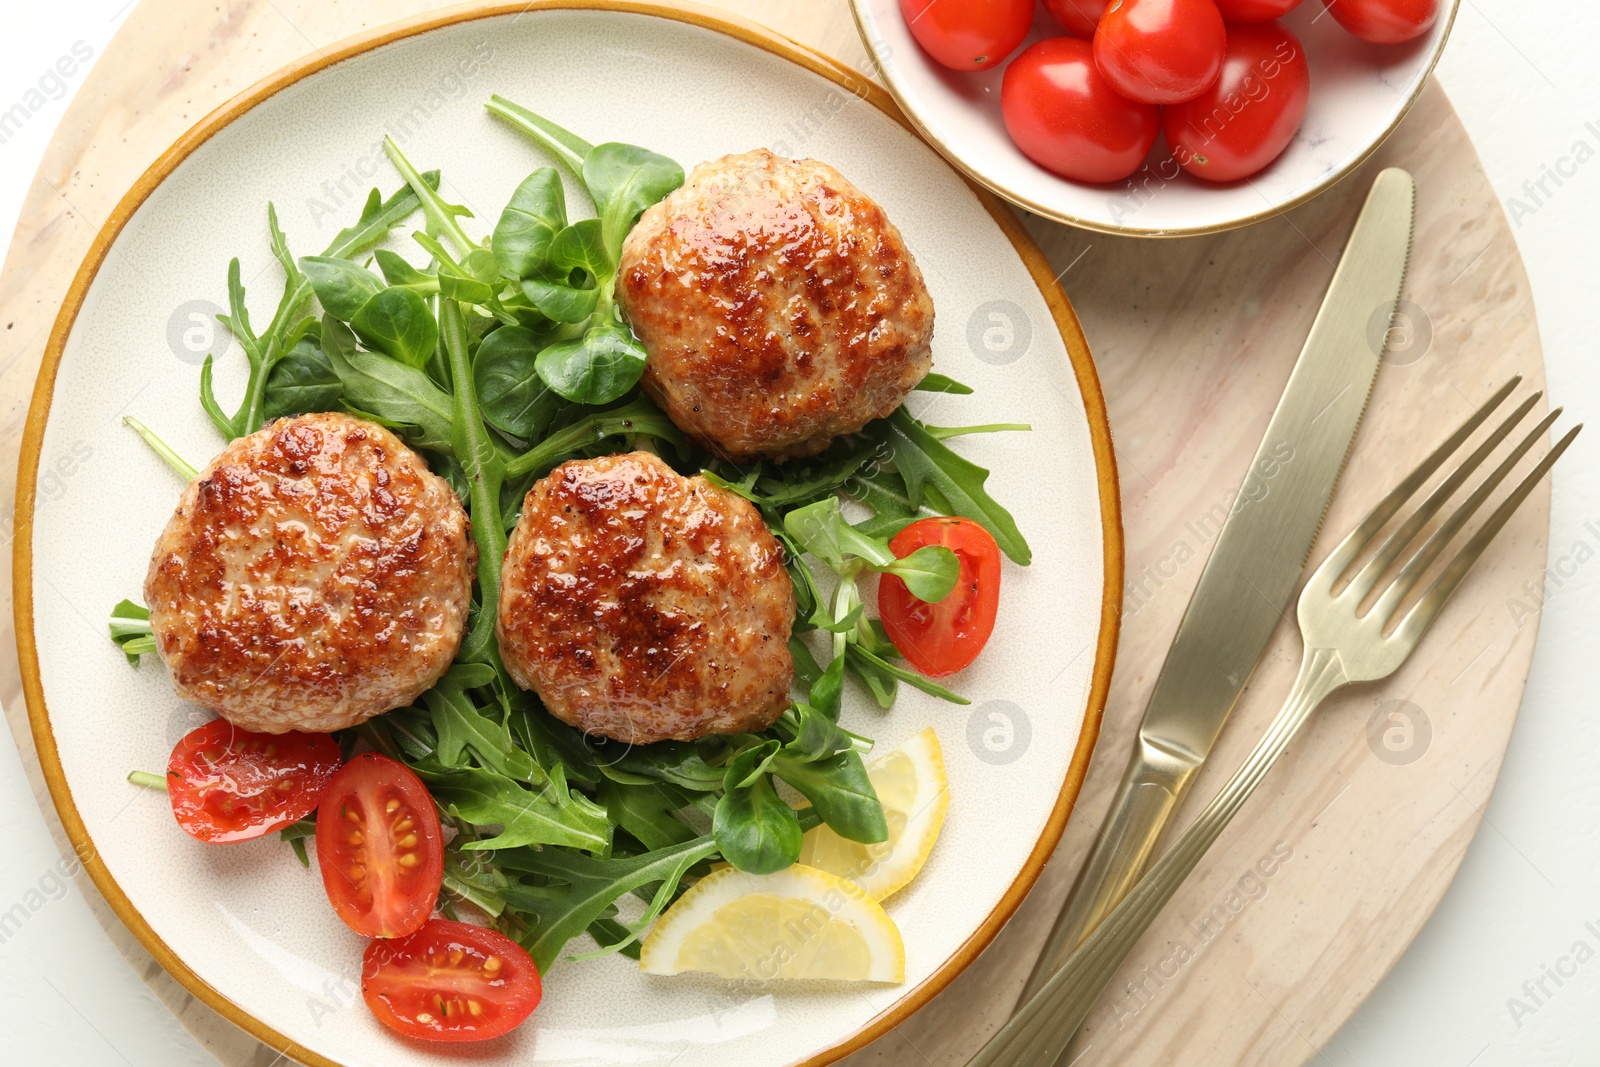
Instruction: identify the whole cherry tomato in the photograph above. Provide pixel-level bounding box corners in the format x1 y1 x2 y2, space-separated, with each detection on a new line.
1164 21 1310 182
1002 37 1162 184
1094 0 1228 105
1213 0 1303 20
1042 0 1113 36
362 920 541 1042
1321 0 1439 43
316 752 444 939
878 517 1003 677
166 720 342 844
899 0 1034 72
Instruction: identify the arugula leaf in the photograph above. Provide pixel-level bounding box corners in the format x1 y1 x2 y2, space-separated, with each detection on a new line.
506 695 600 787
597 740 723 792
915 372 975 394
847 643 970 704
923 422 1032 441
789 636 823 688
485 95 595 176
442 849 509 918
200 178 436 442
502 394 682 479
323 171 440 261
321 316 454 453
426 666 542 785
598 779 698 851
419 763 610 853
871 409 1032 564
496 833 716 972
383 136 477 256
783 497 958 602
108 600 154 665
706 439 881 512
122 416 198 481
845 466 935 540
845 645 897 708
441 301 509 665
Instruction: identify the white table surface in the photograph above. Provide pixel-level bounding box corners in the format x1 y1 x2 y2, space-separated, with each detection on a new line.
2 2 1597 1064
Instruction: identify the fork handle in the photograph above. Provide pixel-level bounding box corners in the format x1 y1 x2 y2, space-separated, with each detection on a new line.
1020 742 1192 1003
967 647 1349 1067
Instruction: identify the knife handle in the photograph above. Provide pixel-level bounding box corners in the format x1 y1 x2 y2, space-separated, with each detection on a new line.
1018 740 1198 1002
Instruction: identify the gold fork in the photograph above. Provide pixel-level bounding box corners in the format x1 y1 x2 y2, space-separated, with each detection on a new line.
968 378 1580 1067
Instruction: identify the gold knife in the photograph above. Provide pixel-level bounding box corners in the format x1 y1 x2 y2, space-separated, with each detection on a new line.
1021 168 1417 1002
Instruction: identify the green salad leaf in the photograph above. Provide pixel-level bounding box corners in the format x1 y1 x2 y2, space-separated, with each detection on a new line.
494 167 567 280
871 408 1032 565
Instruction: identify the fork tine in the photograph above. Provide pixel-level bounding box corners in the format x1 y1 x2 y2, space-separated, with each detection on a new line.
1393 424 1582 644
1371 407 1562 624
1340 391 1541 604
1307 377 1522 591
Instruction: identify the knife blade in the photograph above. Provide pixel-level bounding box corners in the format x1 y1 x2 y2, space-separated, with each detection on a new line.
1021 168 1416 1002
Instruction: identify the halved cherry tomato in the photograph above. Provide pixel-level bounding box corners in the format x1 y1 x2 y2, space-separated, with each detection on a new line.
899 0 1033 72
166 720 341 844
1165 21 1311 182
878 517 1002 678
1042 0 1113 36
362 919 541 1042
1213 0 1303 20
1322 0 1438 43
1094 0 1228 105
316 753 443 939
1002 37 1162 184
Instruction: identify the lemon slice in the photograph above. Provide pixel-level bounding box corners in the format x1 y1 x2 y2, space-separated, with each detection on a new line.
798 726 949 901
639 864 904 983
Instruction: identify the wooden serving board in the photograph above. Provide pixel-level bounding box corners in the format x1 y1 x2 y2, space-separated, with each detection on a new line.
0 2 1548 1065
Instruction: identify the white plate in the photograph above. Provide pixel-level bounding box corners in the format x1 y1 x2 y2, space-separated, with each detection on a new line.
16 4 1119 1066
849 0 1458 236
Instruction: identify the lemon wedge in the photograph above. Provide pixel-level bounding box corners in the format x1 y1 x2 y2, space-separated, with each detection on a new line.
798 726 949 901
639 864 904 983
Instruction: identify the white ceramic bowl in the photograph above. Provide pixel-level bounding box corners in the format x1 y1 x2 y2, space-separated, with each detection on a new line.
849 0 1458 236
17 3 1119 1066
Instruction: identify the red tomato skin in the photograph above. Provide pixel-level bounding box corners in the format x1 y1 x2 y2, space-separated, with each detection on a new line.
166 720 342 844
899 0 1033 71
878 517 1003 678
1321 0 1438 43
1213 0 1302 19
362 920 541 1042
1164 21 1310 182
1002 37 1162 184
1094 0 1228 105
1042 0 1113 36
316 753 443 939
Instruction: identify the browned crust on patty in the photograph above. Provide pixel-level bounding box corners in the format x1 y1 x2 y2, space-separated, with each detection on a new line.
496 451 795 744
144 412 475 734
618 149 934 461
